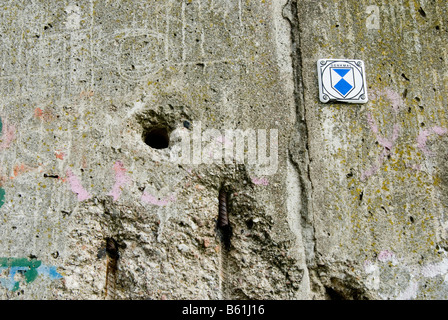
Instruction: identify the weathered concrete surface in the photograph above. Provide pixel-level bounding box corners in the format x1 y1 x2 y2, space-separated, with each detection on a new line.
0 0 447 300
0 0 303 299
291 0 448 299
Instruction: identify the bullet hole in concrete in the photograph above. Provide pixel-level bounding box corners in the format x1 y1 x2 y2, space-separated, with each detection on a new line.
418 7 426 18
325 286 344 300
246 219 254 229
401 73 410 81
403 88 408 99
419 106 424 111
106 237 119 260
359 191 363 201
183 120 191 129
408 107 412 113
43 173 59 178
61 210 71 218
105 237 119 299
415 96 421 102
436 25 440 30
335 24 339 28
410 216 414 223
143 127 170 149
421 122 425 127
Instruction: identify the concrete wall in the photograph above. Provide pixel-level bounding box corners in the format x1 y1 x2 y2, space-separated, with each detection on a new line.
0 0 447 300
292 0 448 299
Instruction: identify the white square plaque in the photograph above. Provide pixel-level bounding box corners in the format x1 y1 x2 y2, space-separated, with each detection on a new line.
317 59 368 104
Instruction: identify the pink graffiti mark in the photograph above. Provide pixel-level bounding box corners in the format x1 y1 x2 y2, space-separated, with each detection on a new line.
107 161 131 201
251 177 269 186
361 112 400 181
66 169 91 201
406 163 421 171
377 250 395 263
0 119 16 151
55 150 65 160
141 191 176 206
417 126 448 156
361 88 404 181
370 88 404 114
34 107 54 122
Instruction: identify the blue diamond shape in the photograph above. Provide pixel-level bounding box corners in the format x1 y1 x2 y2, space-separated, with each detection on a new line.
334 78 353 96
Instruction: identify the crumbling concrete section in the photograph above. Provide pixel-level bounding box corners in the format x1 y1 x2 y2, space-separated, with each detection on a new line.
0 0 447 300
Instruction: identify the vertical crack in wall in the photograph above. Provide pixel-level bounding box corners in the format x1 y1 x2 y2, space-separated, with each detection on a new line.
217 186 232 299
282 0 323 298
104 237 119 300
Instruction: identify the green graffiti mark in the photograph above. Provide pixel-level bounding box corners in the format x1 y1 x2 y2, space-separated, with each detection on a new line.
0 258 62 291
0 188 5 208
0 258 41 285
0 117 3 135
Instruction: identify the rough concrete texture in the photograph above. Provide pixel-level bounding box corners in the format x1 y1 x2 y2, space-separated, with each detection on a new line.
0 0 447 300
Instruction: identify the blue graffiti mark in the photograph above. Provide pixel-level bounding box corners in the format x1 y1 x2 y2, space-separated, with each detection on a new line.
0 267 29 291
36 264 63 281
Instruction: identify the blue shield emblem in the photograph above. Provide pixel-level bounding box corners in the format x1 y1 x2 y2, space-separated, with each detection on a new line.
330 67 355 97
317 59 368 104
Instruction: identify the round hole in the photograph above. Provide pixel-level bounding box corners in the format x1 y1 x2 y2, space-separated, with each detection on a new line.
143 127 170 149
